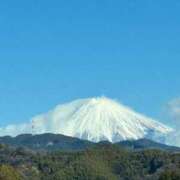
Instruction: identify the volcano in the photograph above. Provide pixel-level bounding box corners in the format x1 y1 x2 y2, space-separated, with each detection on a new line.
0 97 173 143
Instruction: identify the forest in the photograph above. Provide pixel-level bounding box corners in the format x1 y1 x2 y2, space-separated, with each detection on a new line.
0 143 180 180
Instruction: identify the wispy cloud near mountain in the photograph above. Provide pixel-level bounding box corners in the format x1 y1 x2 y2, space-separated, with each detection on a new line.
167 98 180 123
166 98 180 146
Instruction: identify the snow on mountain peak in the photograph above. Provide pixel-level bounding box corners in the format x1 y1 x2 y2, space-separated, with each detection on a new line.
0 97 173 143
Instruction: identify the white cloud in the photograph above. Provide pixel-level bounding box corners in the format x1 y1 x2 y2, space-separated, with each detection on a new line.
0 123 31 137
167 98 180 122
165 98 180 146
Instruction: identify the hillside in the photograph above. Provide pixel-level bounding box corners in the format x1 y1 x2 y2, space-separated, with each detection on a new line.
0 133 94 151
0 143 180 180
117 138 180 152
0 133 180 153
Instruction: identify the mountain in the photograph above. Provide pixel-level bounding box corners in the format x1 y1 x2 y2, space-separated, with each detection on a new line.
0 133 94 151
30 97 173 143
0 97 173 143
117 138 180 152
0 133 180 152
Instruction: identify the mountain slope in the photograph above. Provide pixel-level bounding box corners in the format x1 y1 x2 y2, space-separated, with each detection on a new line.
117 138 180 151
0 133 94 151
31 97 172 142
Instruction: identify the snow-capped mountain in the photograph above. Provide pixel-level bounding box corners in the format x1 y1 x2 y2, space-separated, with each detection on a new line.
0 97 172 143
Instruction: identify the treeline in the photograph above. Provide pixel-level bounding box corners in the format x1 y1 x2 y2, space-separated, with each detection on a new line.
0 143 180 180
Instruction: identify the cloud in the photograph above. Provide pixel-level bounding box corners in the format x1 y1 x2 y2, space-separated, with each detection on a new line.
0 123 31 137
165 98 180 146
0 100 83 137
167 98 180 122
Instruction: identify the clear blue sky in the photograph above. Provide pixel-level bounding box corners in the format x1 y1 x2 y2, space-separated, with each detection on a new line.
0 0 180 126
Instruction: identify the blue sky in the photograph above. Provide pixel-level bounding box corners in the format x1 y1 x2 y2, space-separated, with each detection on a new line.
0 0 180 126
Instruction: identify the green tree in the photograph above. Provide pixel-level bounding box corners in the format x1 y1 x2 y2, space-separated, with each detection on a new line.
0 165 22 180
159 169 180 180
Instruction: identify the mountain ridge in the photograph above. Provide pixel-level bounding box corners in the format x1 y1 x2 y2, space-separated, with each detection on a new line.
0 133 179 152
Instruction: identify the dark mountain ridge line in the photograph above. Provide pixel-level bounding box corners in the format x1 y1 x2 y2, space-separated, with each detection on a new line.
0 133 180 152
